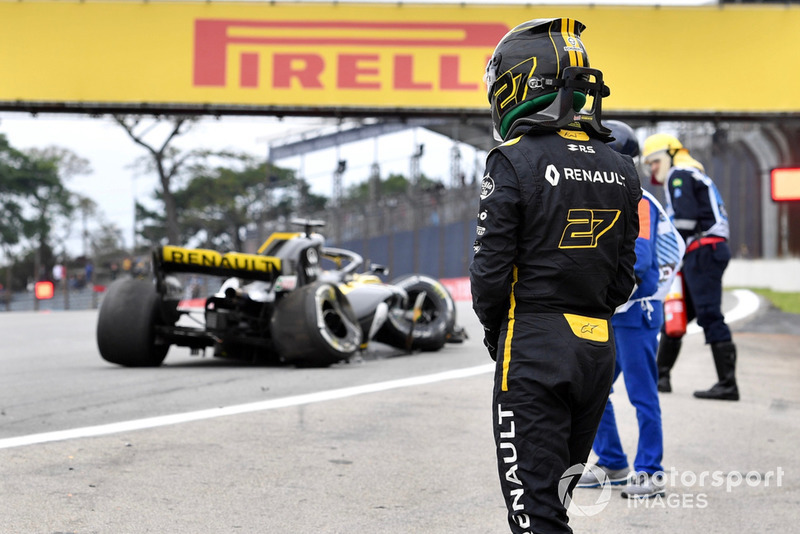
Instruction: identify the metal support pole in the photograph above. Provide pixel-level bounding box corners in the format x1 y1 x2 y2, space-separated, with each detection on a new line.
333 158 346 245
450 143 463 188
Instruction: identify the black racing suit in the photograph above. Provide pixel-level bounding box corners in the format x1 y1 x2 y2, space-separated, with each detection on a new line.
469 126 641 534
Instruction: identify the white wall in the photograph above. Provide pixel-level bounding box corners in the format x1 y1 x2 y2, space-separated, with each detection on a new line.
723 259 800 292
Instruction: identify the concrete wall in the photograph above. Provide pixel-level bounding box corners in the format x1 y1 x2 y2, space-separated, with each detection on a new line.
723 258 800 292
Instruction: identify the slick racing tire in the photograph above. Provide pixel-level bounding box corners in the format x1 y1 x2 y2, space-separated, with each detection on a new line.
96 278 171 367
375 274 455 352
270 281 362 367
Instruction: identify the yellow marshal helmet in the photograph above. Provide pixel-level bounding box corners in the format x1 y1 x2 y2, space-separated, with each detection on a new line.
642 133 683 185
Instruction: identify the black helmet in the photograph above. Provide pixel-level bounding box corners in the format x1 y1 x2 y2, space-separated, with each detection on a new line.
484 18 611 141
605 120 640 157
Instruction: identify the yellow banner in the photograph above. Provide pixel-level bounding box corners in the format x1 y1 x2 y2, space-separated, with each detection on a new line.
1 2 799 115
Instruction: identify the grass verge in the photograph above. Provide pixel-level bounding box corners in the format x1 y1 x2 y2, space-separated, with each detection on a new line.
745 289 800 315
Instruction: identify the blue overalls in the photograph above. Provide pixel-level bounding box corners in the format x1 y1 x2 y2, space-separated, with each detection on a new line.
592 193 671 474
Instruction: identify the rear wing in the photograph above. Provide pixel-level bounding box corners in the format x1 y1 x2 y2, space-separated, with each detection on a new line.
153 245 282 283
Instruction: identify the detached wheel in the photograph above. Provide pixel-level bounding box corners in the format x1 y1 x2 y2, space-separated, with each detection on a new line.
375 274 455 352
96 278 170 367
270 282 362 367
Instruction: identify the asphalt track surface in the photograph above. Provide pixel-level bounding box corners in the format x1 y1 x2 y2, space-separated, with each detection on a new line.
1 292 798 533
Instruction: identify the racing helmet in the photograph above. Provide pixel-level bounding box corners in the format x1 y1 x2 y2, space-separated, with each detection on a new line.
605 120 640 157
642 133 683 184
484 18 611 141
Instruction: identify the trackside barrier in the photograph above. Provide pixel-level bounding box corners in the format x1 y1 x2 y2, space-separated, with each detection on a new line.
440 277 471 302
179 298 207 310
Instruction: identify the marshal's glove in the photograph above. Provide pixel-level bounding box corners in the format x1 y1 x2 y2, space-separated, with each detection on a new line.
483 327 500 361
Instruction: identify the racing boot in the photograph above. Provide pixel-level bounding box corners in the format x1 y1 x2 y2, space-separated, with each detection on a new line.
694 341 740 401
656 334 682 393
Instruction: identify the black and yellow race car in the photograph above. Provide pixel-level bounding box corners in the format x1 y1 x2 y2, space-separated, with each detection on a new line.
96 220 465 368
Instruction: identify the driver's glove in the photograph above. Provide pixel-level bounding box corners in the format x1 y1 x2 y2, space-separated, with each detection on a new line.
483 327 500 361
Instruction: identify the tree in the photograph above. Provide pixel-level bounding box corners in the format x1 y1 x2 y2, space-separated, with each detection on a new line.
90 221 127 278
173 155 312 251
344 172 443 203
0 134 29 293
91 222 126 258
0 142 71 280
297 178 328 214
0 136 92 289
24 147 91 264
114 115 199 245
134 200 167 251
75 194 98 258
25 146 92 180
0 134 37 258
24 146 92 255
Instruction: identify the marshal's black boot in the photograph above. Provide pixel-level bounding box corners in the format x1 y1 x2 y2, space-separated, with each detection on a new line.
694 340 740 401
657 335 682 393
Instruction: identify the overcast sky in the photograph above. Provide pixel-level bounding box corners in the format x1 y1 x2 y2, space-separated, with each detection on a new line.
0 112 482 257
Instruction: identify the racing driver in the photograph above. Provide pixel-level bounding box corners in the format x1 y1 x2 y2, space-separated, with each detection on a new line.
470 18 641 534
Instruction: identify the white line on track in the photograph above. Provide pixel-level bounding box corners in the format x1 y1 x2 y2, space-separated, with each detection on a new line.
0 364 494 450
0 290 761 450
686 289 761 335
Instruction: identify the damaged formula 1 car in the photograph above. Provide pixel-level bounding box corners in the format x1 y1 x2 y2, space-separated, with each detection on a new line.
96 220 466 368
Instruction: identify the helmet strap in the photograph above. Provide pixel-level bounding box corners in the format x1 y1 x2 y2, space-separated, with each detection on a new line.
499 91 586 139
501 67 611 140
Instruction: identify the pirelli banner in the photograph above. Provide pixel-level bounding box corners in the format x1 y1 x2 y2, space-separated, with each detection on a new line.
1 1 799 117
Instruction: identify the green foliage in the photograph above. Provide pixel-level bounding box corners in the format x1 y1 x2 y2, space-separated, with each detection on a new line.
90 223 127 266
297 179 328 213
384 173 410 195
343 172 444 202
166 154 321 251
134 200 168 251
0 134 39 249
1 135 69 247
748 288 800 315
114 115 200 245
0 134 91 288
20 147 79 248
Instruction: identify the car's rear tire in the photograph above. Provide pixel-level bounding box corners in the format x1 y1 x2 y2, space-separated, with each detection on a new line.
375 274 455 352
270 282 362 367
96 278 170 367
